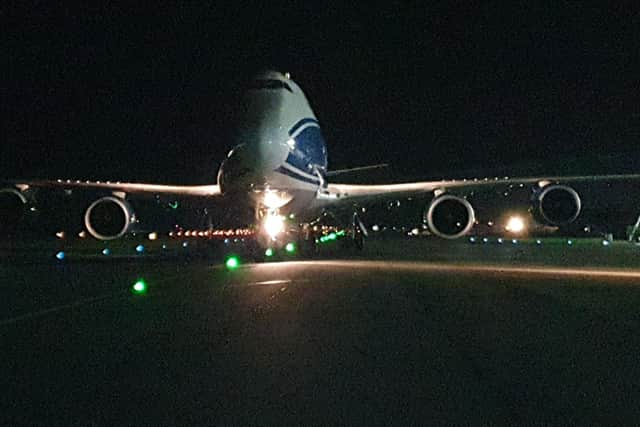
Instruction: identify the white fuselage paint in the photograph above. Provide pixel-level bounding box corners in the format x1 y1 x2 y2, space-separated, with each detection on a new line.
217 71 327 217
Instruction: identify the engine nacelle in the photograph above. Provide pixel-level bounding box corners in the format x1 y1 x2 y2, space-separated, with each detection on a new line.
534 184 581 226
424 194 475 239
84 196 134 240
0 188 28 232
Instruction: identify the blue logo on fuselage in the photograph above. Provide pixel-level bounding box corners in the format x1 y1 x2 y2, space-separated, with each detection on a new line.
277 118 327 186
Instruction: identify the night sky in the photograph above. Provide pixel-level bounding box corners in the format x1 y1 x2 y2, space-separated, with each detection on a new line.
3 3 640 184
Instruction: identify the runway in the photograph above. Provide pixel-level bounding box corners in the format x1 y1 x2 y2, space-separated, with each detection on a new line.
3 240 640 425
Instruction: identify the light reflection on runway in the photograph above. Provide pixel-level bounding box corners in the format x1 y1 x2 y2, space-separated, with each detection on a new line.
250 260 640 282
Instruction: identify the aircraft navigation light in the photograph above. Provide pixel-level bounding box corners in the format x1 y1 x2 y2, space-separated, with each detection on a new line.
132 279 147 294
264 214 285 239
505 216 526 233
225 256 240 270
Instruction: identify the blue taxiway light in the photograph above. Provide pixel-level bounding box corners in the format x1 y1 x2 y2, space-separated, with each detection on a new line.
135 244 145 253
55 251 65 260
102 248 111 256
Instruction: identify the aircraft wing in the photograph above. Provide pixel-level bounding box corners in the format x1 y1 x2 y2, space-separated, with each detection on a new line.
0 178 223 240
4 179 221 197
323 174 640 200
319 173 640 240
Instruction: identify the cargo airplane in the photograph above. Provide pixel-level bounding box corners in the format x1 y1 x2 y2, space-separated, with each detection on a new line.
2 70 640 252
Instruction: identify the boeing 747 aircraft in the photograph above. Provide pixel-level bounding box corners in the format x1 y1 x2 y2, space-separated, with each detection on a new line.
2 70 640 252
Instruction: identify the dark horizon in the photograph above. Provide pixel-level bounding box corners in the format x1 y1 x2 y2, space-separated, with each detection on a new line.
3 3 639 184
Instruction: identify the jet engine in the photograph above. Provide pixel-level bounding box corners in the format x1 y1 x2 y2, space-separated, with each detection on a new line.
533 184 581 226
424 194 475 239
84 196 134 240
0 188 27 231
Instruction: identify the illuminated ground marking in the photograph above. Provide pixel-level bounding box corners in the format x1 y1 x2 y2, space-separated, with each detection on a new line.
254 260 640 282
247 279 292 286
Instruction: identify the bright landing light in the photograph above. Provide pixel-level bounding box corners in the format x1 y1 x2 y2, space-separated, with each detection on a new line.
264 214 285 239
505 216 526 233
264 192 285 209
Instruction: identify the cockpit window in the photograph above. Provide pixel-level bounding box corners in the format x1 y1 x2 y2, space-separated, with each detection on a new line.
248 79 293 93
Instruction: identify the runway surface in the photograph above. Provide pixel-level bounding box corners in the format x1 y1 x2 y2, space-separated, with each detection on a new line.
3 239 640 425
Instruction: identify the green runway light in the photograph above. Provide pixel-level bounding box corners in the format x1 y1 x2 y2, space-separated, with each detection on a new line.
285 242 296 253
328 232 337 240
132 279 147 294
265 248 274 257
226 256 240 270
